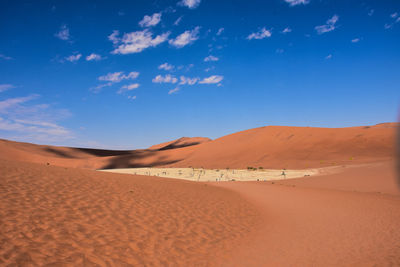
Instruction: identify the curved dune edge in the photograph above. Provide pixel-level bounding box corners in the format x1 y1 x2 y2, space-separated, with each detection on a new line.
0 159 260 266
212 161 400 266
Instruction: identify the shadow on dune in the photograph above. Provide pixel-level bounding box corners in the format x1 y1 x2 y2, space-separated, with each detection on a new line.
100 152 181 169
157 141 203 151
45 148 76 158
73 148 133 157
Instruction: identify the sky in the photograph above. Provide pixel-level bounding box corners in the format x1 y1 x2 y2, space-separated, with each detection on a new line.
0 0 399 149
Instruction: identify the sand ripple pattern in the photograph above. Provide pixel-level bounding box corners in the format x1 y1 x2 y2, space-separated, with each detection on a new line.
0 160 259 266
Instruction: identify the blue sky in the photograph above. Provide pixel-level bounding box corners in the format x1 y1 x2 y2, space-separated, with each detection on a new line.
0 0 399 149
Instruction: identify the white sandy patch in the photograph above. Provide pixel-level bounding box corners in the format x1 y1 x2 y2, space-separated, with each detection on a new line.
100 167 322 182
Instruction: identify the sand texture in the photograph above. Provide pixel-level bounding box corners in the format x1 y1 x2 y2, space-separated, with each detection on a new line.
0 159 259 266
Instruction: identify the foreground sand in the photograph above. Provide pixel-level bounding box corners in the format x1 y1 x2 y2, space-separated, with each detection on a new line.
1 158 399 266
0 159 259 266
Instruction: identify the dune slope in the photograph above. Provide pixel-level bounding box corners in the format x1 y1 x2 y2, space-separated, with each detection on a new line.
0 159 259 266
168 123 397 169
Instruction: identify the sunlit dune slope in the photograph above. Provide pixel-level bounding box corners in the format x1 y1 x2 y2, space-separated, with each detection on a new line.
167 123 397 169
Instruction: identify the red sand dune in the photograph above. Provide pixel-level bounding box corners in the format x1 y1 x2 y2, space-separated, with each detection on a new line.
168 123 397 169
1 123 399 266
0 159 259 266
148 136 211 150
0 123 397 170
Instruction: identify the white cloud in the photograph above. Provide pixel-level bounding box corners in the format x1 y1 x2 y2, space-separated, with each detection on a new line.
325 54 332 60
65 53 82 62
0 54 12 60
86 53 102 61
0 95 73 142
179 0 201 9
139 13 162 27
179 76 199 85
205 66 215 72
55 24 70 41
174 16 183 26
0 84 14 92
158 62 174 71
152 74 178 84
204 55 219 62
390 12 398 18
284 0 310 6
117 83 140 94
199 75 223 84
111 29 170 54
128 95 137 100
282 27 292 33
351 38 360 43
216 28 224 36
247 28 272 40
98 71 139 83
315 15 339 34
169 27 200 48
168 87 180 94
108 30 120 44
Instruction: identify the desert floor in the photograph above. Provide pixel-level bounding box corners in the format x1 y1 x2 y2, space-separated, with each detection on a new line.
100 167 320 182
1 159 400 266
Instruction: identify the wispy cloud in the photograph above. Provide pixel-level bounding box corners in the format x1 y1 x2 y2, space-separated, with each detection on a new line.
139 13 162 27
0 84 15 93
98 71 139 83
325 54 332 60
247 28 272 40
178 0 201 9
86 53 102 61
179 76 199 85
0 54 12 60
282 27 292 34
199 75 223 84
284 0 310 6
111 29 170 54
204 55 219 62
117 83 140 94
0 94 73 143
174 16 183 26
152 74 178 84
351 38 360 43
55 24 70 41
315 15 339 34
368 9 374 16
169 27 200 48
158 62 174 71
65 53 82 62
216 28 224 36
384 12 400 29
168 87 180 94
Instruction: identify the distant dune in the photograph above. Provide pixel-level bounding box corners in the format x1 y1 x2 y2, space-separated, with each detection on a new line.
149 137 211 150
168 123 398 169
0 123 397 170
1 123 399 266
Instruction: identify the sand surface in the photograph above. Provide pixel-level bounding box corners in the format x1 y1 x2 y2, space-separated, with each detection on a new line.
0 159 259 266
101 167 320 182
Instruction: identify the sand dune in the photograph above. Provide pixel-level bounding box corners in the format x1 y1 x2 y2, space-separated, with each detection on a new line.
0 159 259 266
1 123 397 170
168 123 397 169
148 136 211 150
0 123 399 266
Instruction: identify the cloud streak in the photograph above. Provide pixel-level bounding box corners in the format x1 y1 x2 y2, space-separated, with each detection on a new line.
315 15 339 34
169 27 200 48
111 30 170 54
139 13 162 27
247 28 272 40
